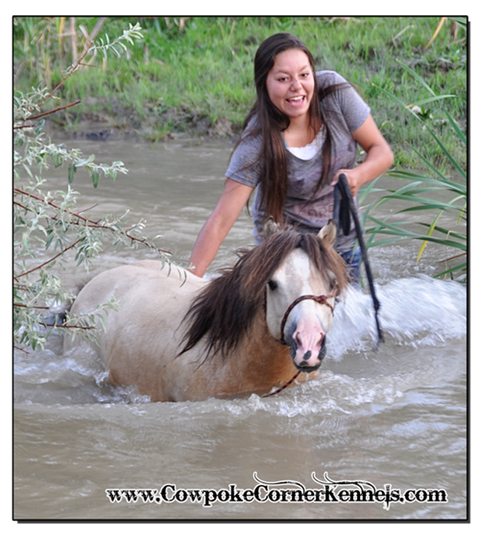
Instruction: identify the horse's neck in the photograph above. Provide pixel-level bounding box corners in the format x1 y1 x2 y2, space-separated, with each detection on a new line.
218 312 297 394
173 311 297 400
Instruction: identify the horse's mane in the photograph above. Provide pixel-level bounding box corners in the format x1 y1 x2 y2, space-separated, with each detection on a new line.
180 229 348 361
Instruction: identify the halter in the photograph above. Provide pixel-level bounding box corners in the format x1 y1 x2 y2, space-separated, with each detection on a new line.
277 291 337 346
262 287 338 398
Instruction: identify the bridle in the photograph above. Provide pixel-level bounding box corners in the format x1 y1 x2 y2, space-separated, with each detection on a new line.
262 286 338 398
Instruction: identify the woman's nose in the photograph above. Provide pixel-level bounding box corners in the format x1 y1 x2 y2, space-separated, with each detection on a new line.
290 78 302 90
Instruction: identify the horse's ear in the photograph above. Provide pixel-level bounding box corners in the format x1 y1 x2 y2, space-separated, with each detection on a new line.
318 219 337 247
263 217 280 238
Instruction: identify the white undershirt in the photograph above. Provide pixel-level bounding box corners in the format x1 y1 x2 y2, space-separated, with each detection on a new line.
286 128 325 160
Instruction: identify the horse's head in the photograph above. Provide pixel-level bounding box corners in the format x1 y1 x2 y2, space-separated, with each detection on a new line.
181 220 347 375
264 220 345 372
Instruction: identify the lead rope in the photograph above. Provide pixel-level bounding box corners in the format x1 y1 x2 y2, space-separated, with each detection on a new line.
334 173 383 346
262 370 301 398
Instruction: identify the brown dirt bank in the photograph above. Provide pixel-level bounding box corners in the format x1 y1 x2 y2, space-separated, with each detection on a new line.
44 98 241 143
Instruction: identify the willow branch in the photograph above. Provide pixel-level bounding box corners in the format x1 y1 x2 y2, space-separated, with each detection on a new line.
38 322 95 331
38 41 93 107
15 238 82 280
15 188 172 257
15 187 101 225
14 303 50 309
21 100 82 124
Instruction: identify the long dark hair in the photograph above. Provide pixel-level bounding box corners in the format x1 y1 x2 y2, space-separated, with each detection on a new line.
237 33 349 224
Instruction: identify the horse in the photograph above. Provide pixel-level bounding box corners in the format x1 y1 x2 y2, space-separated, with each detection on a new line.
64 220 348 402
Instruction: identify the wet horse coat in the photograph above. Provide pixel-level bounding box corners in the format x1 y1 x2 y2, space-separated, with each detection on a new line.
66 221 348 401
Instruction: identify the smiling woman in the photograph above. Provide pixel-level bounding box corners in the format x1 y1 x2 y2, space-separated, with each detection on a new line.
188 32 393 283
265 48 315 145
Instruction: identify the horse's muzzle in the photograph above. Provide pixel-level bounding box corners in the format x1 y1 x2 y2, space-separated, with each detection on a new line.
289 335 327 372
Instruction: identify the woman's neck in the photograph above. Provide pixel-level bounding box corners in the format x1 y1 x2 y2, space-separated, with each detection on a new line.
283 118 318 148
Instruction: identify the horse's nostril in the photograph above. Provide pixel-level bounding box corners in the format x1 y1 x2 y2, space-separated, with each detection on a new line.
295 332 302 346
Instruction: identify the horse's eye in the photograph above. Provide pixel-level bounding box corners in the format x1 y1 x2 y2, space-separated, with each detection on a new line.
268 280 278 291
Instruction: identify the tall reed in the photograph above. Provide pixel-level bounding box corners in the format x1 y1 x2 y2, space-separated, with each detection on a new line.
363 56 467 281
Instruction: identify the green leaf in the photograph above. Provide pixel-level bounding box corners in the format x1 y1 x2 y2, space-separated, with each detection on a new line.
434 261 467 280
444 109 467 147
416 210 443 263
410 95 456 108
416 223 466 241
396 59 437 97
90 169 100 188
420 124 466 179
386 171 466 194
68 163 77 183
366 215 466 251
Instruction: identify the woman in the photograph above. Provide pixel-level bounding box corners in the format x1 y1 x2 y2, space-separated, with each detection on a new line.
189 33 393 280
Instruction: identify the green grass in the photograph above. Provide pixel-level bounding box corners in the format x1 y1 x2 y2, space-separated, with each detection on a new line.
359 54 467 281
13 16 467 173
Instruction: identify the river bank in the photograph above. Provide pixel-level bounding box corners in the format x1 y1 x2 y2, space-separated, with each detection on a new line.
43 99 239 143
15 16 467 173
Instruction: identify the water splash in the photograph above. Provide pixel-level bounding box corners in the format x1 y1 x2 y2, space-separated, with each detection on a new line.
329 276 466 359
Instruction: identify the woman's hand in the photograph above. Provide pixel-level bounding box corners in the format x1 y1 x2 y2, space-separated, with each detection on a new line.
331 168 364 197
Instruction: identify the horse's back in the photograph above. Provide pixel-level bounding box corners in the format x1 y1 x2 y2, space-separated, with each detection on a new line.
66 260 208 398
71 260 204 317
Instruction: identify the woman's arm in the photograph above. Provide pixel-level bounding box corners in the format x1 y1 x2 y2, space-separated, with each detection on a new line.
188 178 254 277
332 114 394 196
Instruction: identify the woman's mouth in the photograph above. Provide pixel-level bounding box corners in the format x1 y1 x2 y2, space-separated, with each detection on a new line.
286 95 306 107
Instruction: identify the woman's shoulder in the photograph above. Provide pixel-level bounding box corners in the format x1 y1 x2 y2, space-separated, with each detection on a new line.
316 70 349 87
242 113 261 135
236 114 262 149
316 70 371 130
229 115 262 165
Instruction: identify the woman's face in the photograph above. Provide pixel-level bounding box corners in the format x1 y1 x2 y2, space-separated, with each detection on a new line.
266 48 315 123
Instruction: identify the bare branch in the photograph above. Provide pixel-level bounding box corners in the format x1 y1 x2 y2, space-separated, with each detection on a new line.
24 100 82 122
15 238 82 280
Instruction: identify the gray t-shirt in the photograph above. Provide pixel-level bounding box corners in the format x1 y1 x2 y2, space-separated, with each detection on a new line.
226 71 371 252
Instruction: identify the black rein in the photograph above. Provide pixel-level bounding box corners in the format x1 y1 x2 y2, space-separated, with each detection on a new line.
334 173 383 346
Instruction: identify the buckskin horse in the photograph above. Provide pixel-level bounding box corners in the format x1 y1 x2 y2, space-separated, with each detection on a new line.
65 220 348 401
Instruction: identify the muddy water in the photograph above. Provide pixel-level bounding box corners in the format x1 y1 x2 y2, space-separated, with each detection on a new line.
13 138 467 520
